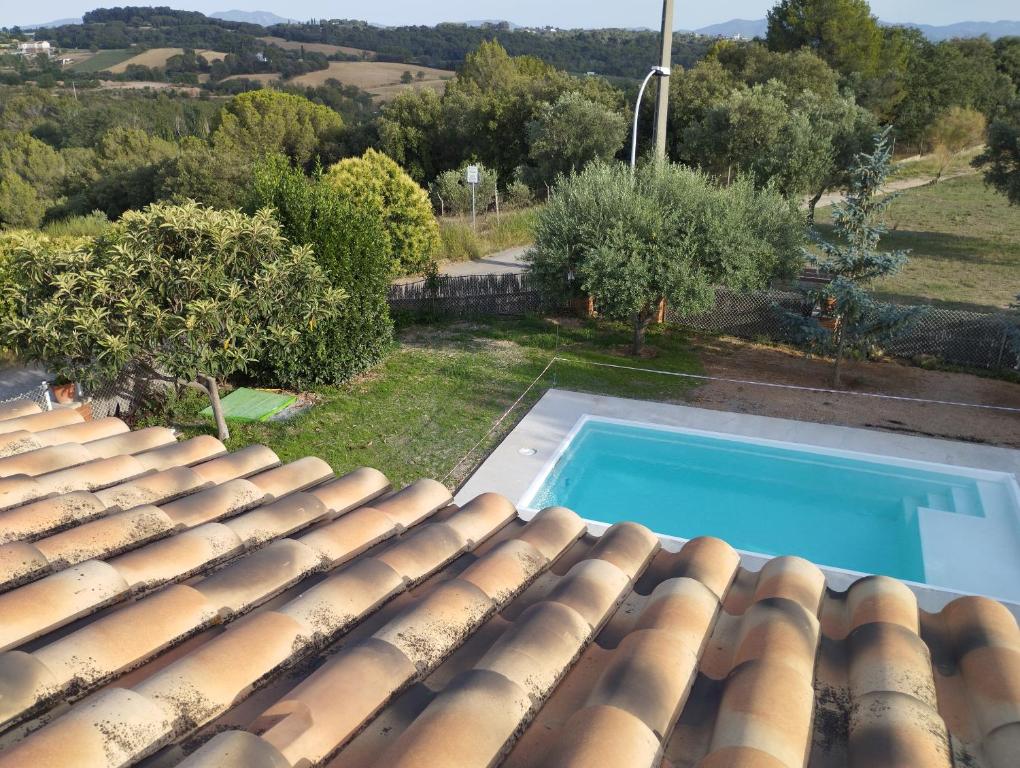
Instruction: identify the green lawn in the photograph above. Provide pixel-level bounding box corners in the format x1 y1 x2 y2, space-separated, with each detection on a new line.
147 317 701 489
68 49 135 73
815 174 1020 312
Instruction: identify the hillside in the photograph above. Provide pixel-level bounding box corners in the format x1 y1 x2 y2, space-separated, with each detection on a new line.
684 17 1020 41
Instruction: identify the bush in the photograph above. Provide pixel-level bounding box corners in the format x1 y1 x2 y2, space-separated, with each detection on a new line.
4 201 341 437
325 148 440 275
529 160 804 352
430 162 498 216
252 157 395 387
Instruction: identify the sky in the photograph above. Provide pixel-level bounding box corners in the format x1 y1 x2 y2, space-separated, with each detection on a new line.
4 0 1018 30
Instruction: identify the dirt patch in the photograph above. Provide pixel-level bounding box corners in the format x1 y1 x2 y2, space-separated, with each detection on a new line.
687 336 1020 448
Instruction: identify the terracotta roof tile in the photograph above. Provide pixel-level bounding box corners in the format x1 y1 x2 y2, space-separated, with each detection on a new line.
0 408 82 436
0 401 1017 768
0 400 41 421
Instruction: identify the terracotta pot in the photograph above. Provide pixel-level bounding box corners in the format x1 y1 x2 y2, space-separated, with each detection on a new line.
571 295 595 319
51 382 77 404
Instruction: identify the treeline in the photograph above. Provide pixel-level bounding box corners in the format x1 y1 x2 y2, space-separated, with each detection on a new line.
267 20 714 78
44 7 267 53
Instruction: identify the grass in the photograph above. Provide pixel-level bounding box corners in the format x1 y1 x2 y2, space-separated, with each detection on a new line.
41 212 111 238
436 208 540 263
67 49 136 73
288 61 453 96
814 174 1020 312
142 317 702 489
105 48 227 73
259 36 373 58
890 146 983 182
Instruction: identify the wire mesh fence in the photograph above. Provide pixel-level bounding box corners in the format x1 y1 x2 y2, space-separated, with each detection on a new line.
389 273 1020 373
0 381 52 411
667 288 1020 372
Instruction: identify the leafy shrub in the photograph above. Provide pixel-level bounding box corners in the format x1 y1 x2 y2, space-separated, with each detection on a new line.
325 148 440 275
430 162 497 216
3 202 341 436
252 157 395 387
529 160 804 352
504 179 535 209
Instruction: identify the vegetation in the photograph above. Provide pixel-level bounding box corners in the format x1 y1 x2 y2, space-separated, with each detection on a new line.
3 202 342 438
251 158 395 387
816 174 1020 311
436 207 540 264
529 160 804 354
975 99 1020 204
325 149 439 275
927 107 987 182
791 130 921 385
141 317 703 489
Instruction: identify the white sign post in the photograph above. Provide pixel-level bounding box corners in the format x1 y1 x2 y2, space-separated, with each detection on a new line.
466 165 480 230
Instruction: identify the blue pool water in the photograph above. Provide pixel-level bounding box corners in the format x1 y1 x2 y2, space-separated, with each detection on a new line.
526 419 990 582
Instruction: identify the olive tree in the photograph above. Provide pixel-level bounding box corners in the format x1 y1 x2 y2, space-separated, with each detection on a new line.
3 201 342 439
529 160 804 354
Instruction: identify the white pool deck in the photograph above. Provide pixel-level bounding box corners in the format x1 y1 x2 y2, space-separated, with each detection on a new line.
456 389 1020 615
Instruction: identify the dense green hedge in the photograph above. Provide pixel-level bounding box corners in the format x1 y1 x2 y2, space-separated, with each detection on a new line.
251 157 395 387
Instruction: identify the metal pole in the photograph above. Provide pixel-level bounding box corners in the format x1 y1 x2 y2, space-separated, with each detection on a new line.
631 69 657 172
653 0 675 162
471 182 476 231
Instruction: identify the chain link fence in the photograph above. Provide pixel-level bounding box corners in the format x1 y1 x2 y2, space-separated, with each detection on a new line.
0 381 52 411
388 274 1020 374
667 288 1020 372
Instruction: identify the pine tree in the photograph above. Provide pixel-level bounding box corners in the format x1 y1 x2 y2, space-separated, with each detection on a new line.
790 127 924 385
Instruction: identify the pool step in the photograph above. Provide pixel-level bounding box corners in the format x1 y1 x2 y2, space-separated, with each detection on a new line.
950 486 979 517
918 504 1020 603
925 491 953 513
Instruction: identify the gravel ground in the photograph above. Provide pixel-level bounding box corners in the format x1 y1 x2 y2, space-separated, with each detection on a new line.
686 336 1020 449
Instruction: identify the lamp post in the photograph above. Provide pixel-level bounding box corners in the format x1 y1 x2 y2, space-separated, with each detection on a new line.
630 66 671 171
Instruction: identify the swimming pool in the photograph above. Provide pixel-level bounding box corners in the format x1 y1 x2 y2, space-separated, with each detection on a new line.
521 416 1020 585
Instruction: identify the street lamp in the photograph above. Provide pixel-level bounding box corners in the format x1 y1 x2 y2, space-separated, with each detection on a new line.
631 65 671 171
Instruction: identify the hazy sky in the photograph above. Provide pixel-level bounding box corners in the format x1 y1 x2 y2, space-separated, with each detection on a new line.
4 1 1018 30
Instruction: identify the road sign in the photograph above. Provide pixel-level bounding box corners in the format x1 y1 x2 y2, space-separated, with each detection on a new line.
465 165 480 184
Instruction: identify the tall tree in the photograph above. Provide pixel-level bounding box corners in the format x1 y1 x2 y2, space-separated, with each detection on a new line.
525 92 628 186
975 99 1020 205
767 0 883 78
789 128 921 385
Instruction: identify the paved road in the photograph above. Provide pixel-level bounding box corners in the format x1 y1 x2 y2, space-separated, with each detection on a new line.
394 245 530 284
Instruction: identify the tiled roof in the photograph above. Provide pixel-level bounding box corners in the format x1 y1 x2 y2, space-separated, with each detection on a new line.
0 398 1017 768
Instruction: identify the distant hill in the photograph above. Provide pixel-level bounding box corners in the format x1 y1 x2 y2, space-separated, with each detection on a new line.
692 19 767 38
688 17 1020 41
463 20 522 30
898 20 1020 41
20 18 82 30
210 10 297 26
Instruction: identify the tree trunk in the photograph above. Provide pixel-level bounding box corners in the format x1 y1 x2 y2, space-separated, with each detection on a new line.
807 190 824 224
631 310 651 356
832 329 847 388
202 375 230 441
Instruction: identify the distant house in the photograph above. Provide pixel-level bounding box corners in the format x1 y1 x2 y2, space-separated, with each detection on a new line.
18 40 51 55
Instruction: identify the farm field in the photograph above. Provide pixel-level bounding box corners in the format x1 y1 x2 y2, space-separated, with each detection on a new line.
105 47 227 73
815 174 1020 312
290 61 454 94
259 36 372 58
66 49 135 73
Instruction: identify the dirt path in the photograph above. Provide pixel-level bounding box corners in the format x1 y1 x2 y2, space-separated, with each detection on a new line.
686 336 1020 448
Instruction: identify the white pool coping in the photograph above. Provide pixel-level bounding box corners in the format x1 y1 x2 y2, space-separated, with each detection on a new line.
456 389 1020 616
